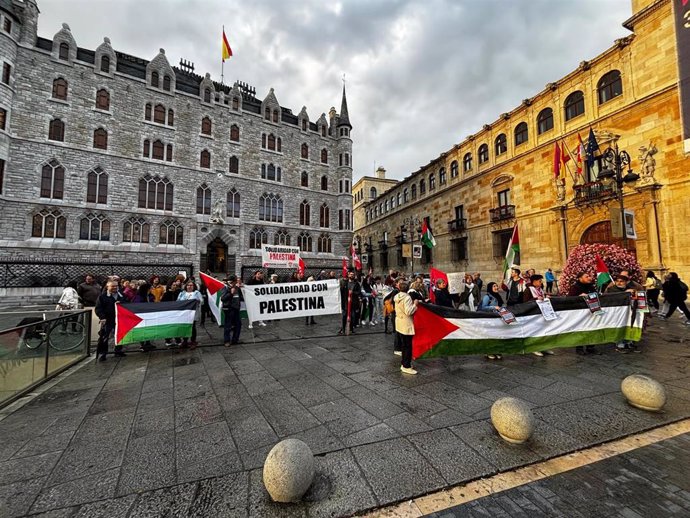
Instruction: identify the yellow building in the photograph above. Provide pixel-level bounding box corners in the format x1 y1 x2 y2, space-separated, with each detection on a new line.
355 0 690 283
352 167 399 231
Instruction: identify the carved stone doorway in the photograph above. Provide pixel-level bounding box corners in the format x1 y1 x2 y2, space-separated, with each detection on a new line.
203 237 233 274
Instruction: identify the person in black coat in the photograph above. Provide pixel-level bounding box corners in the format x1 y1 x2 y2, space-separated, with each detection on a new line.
94 280 125 361
221 275 243 346
339 269 361 335
661 272 690 322
433 279 454 308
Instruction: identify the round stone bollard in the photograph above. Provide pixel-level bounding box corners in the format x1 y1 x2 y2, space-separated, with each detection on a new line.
263 439 315 503
621 374 666 412
490 397 535 444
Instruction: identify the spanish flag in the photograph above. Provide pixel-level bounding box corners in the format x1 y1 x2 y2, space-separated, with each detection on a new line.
222 29 233 62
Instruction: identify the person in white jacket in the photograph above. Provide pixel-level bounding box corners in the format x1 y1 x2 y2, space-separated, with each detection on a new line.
177 280 203 349
394 280 419 375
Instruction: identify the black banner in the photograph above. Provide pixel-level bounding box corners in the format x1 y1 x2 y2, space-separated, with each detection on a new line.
675 0 690 143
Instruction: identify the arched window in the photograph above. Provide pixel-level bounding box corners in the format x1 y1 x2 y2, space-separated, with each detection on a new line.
86 166 108 203
200 149 211 169
411 184 417 200
298 231 312 252
144 103 152 120
52 78 68 100
345 153 350 166
302 119 307 131
58 42 69 61
397 193 401 206
268 134 276 151
274 230 291 246
321 149 328 164
163 75 171 91
232 97 239 111
384 199 389 212
32 209 66 238
204 88 212 103
320 175 328 191
166 144 173 162
272 109 279 123
152 140 164 160
370 187 377 199
450 160 458 178
79 214 110 241
93 128 108 150
138 174 173 210
151 71 159 88
300 171 308 187
597 70 622 104
261 163 281 182
159 220 183 245
201 117 212 135
439 167 447 185
318 234 332 253
40 159 65 199
299 200 310 225
319 203 330 228
537 108 554 134
196 183 211 215
514 122 528 146
277 137 282 152
100 55 110 73
230 124 240 142
153 104 165 124
226 188 240 218
264 107 271 120
301 143 309 159
420 179 426 195
478 144 489 164
261 134 267 148
95 89 110 110
403 188 409 202
48 119 65 142
167 109 174 126
259 193 283 222
249 228 268 249
495 134 507 156
463 153 473 172
564 91 585 120
229 156 239 174
321 125 327 137
143 139 150 157
122 217 150 243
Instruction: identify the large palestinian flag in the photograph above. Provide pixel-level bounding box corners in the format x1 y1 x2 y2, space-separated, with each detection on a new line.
413 292 643 359
200 272 225 326
115 300 196 345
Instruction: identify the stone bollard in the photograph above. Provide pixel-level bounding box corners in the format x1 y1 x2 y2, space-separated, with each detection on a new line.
621 374 666 412
490 397 534 444
263 439 315 503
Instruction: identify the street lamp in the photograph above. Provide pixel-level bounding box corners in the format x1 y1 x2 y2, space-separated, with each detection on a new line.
597 142 639 249
403 216 420 274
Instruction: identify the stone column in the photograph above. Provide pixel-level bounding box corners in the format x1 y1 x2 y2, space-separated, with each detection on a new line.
637 184 664 271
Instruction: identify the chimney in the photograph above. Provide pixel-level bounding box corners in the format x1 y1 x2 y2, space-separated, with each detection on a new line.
375 166 386 179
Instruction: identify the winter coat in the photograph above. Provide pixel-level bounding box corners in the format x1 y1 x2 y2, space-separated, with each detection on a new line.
478 293 501 312
567 281 596 296
57 287 81 310
394 292 417 335
434 287 454 308
662 279 689 303
95 291 124 325
177 290 203 321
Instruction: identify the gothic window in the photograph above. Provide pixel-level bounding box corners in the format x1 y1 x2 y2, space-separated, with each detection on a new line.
272 109 279 123
122 217 150 243
267 134 276 151
204 88 212 103
321 125 326 137
321 148 328 164
232 97 239 110
495 134 507 156
163 75 171 91
151 71 159 88
274 230 291 246
249 227 268 249
153 104 165 124
159 220 183 245
264 107 270 120
201 117 212 135
95 89 110 110
339 154 343 167
396 193 401 207
261 134 266 148
229 155 239 174
48 119 64 141
152 140 164 160
167 109 174 126
276 137 282 152
196 183 211 214
145 103 151 120
565 91 585 121
384 200 389 212
200 149 211 169
598 70 622 104
138 174 173 210
259 193 283 222
93 128 108 150
58 42 69 60
370 187 377 199
537 108 554 134
478 144 489 164
317 233 332 253
40 159 65 199
439 167 447 185
300 171 308 187
100 55 110 73
403 188 409 202
261 163 281 182
463 152 473 172
3 17 11 33
2 63 10 85
302 119 307 131
411 184 417 200
79 213 110 241
166 144 173 162
299 200 310 226
32 209 66 238
52 78 68 100
298 231 312 252
86 166 108 203
230 124 240 142
226 188 240 218
143 139 150 157
319 203 330 228
450 160 458 178
320 175 328 191
419 179 426 195
0 108 6 131
514 122 528 146
429 173 436 190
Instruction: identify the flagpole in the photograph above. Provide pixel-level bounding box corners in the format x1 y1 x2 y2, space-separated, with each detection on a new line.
561 139 578 183
221 25 225 85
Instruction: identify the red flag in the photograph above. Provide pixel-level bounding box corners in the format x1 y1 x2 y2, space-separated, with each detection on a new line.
429 267 449 304
553 142 562 178
298 257 305 276
351 244 362 271
342 258 348 278
561 141 571 164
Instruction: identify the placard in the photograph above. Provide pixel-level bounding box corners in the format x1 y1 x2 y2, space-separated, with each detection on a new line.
536 298 558 321
498 307 516 324
242 279 341 322
446 272 466 295
624 210 637 240
412 245 422 259
402 243 412 258
586 292 603 313
261 244 301 269
636 291 649 313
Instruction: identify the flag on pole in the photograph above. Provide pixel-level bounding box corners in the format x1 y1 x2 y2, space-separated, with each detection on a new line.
561 141 571 166
350 244 362 271
576 133 585 175
222 29 233 62
298 257 306 277
553 142 562 178
116 300 196 345
595 254 612 291
586 128 599 167
421 217 436 248
502 224 520 285
429 267 448 304
200 272 225 326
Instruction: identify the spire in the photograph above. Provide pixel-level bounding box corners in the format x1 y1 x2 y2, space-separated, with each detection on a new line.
337 84 352 129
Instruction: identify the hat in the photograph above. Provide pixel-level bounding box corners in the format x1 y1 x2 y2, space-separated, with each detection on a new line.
530 274 543 282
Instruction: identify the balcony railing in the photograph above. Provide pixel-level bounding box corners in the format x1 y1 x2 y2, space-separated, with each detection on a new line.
448 218 468 232
489 205 515 222
573 181 619 206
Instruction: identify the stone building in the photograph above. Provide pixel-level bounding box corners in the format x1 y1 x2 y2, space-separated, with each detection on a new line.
355 0 690 282
352 166 398 231
0 0 353 284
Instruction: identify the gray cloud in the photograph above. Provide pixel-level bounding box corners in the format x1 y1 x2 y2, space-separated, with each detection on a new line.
37 0 631 181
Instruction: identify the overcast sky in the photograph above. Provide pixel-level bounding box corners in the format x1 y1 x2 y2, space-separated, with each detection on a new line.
38 0 632 182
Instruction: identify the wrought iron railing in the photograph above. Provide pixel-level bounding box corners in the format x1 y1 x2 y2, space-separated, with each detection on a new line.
448 218 467 232
573 181 619 206
489 205 515 222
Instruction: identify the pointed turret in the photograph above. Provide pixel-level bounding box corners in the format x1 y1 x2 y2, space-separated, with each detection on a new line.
337 84 352 128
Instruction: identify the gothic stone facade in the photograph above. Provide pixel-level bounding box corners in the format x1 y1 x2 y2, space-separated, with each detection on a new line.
0 0 353 278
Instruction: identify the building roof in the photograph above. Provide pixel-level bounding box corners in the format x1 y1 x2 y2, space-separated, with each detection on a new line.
337 84 352 128
0 0 19 21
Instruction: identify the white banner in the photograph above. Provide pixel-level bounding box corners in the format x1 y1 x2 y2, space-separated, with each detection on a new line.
261 244 301 268
242 280 342 322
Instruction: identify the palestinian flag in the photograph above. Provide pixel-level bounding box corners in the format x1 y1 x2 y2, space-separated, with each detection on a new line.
421 217 436 248
595 254 612 291
502 224 520 285
116 300 196 345
200 272 225 326
412 292 643 359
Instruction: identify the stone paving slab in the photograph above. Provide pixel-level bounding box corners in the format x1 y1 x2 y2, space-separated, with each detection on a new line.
0 315 688 517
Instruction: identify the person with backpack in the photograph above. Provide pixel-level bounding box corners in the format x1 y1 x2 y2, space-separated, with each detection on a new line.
660 272 690 324
645 270 662 313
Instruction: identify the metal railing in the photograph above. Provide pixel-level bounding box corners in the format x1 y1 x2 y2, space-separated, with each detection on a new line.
573 181 619 206
489 205 515 222
448 218 467 232
0 309 91 408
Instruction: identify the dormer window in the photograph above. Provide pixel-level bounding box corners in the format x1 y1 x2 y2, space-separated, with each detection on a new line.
58 43 69 61
272 110 279 123
232 97 239 111
151 71 159 88
100 56 110 73
302 120 307 131
204 88 212 103
163 75 171 91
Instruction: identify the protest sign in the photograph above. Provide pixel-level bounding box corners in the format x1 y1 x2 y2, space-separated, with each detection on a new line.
446 272 466 294
242 279 341 322
536 298 558 321
261 244 301 268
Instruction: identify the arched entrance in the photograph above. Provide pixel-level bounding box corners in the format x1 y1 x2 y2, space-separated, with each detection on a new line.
581 221 636 254
205 237 229 274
